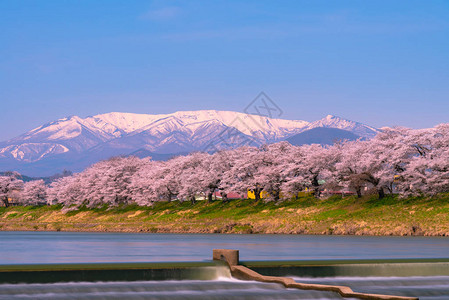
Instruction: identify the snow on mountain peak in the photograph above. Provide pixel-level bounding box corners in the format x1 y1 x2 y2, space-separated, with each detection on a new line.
91 110 310 139
92 112 166 134
0 109 379 175
307 114 378 138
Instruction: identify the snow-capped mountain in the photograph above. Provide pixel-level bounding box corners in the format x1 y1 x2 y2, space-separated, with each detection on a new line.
303 115 379 138
0 110 378 176
1 115 124 158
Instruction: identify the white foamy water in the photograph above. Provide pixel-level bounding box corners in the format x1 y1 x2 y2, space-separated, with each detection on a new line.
2 276 447 299
292 275 449 300
0 280 343 299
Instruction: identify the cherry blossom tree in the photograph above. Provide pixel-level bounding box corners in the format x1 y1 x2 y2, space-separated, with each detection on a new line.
281 145 308 198
32 123 449 207
397 125 449 196
256 142 294 201
21 180 47 205
336 137 400 199
127 159 157 206
47 172 85 206
92 156 143 206
176 152 210 204
0 172 23 207
221 146 266 201
336 140 374 198
197 150 244 203
210 149 240 202
423 124 449 194
48 156 145 207
131 157 183 204
285 144 337 198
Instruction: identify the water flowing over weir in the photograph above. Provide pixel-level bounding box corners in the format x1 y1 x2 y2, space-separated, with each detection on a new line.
0 248 448 299
0 262 232 284
239 262 449 300
294 276 449 300
0 260 347 300
214 249 420 300
0 280 347 300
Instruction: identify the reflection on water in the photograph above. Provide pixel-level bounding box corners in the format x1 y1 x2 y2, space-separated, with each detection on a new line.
294 276 449 300
0 280 343 299
1 231 449 264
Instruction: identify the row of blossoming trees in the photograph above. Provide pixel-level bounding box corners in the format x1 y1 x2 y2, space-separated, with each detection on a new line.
1 125 449 208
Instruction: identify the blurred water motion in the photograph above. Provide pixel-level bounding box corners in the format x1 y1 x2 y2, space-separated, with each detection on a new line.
0 280 343 299
294 276 449 300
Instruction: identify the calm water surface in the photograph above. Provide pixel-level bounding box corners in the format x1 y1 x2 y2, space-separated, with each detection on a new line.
1 231 448 264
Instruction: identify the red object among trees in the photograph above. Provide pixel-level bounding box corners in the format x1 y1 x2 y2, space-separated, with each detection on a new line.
1 123 449 207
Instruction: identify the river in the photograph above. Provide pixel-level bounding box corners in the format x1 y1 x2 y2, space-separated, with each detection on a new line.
0 232 448 299
1 232 448 264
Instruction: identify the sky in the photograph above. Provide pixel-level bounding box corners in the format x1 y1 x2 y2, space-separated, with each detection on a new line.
1 0 448 141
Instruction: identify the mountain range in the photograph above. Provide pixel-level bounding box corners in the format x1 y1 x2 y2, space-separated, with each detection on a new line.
0 110 378 176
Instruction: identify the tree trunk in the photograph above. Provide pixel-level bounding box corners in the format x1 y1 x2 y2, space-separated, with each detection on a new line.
207 192 213 203
2 196 9 207
273 190 280 201
356 187 362 198
388 183 394 195
221 192 228 203
190 195 196 205
378 187 385 199
207 188 214 203
312 175 320 198
254 187 261 202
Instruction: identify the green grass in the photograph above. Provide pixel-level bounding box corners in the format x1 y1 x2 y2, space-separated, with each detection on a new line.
1 194 449 235
315 209 348 220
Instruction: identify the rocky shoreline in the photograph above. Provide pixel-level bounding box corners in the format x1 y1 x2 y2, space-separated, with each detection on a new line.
1 218 448 237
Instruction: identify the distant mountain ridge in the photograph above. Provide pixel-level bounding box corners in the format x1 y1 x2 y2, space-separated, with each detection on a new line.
0 110 378 176
303 114 378 138
286 127 361 146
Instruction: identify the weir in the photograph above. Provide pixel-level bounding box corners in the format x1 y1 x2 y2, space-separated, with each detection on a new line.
0 261 231 284
1 250 446 299
213 249 420 300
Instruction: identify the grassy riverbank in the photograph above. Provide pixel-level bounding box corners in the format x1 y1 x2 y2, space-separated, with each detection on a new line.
1 195 449 236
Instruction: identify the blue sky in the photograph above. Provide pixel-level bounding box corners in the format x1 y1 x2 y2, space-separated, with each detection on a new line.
1 0 448 141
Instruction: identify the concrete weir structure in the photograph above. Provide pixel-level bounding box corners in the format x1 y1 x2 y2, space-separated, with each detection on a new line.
213 249 419 300
0 261 231 284
3 249 446 298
